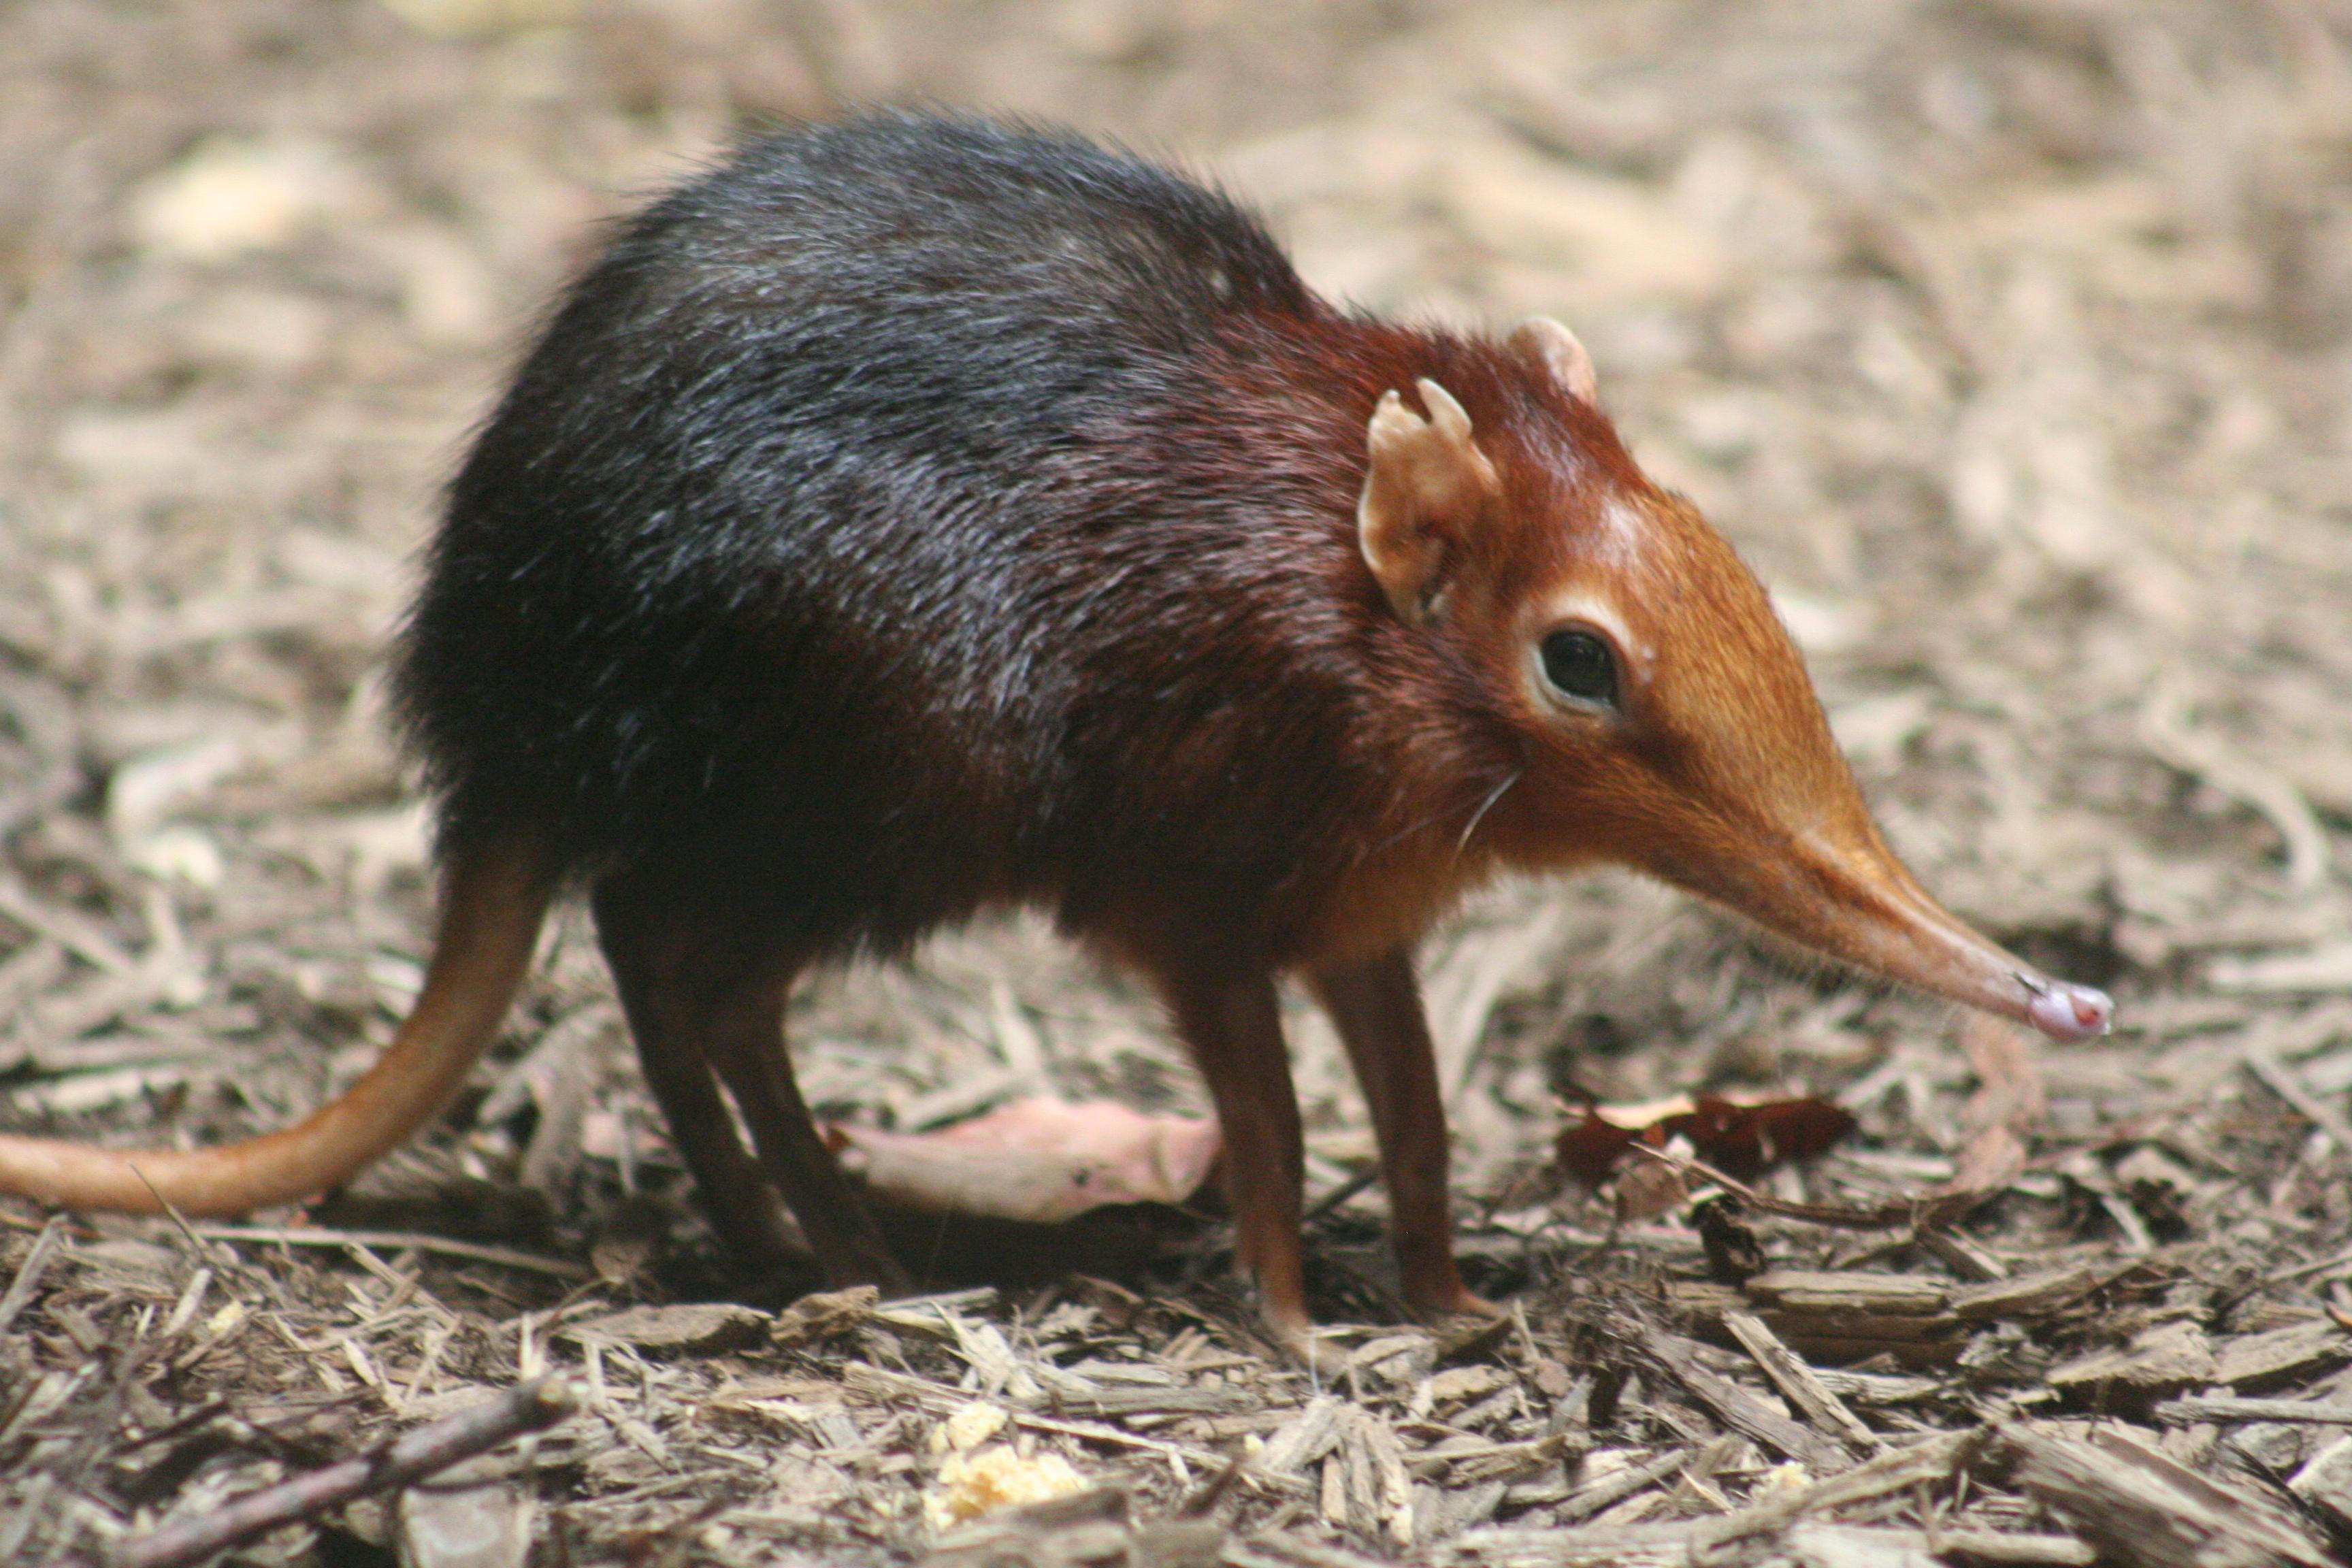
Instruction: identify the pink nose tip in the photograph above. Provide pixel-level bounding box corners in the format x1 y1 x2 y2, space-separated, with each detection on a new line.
2025 981 2113 1041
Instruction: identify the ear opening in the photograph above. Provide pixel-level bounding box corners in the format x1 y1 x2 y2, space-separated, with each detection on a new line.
1356 378 1501 623
1509 316 1598 404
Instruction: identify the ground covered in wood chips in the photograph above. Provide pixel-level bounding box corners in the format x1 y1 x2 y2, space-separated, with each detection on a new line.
7 1 2352 1564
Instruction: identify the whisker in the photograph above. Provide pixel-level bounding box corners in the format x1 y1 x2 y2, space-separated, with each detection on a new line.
1453 768 1522 862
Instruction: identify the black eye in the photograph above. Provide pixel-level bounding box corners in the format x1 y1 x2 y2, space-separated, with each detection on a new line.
1540 629 1618 707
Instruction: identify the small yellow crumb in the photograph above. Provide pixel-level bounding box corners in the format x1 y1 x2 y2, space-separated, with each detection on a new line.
925 1444 1087 1529
928 1400 1011 1454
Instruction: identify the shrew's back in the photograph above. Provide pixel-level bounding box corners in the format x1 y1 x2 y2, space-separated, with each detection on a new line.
392 115 1406 956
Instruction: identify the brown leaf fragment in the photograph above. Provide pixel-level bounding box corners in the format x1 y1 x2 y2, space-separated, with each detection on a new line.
1433 1308 1514 1362
558 1302 770 1356
1552 1102 1644 1186
1554 1094 1856 1187
770 1285 879 1349
1999 1420 2335 1568
2212 1318 2351 1394
1684 1096 1859 1181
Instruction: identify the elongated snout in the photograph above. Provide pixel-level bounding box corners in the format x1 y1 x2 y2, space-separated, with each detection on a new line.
2023 979 2113 1042
1666 826 2113 1044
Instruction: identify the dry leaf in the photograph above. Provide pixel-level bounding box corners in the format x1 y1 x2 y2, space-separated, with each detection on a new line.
827 1098 1220 1224
1556 1092 1857 1187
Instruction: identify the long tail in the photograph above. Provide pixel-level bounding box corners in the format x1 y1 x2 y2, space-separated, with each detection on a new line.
0 840 551 1215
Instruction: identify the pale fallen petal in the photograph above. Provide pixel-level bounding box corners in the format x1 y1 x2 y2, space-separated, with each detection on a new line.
828 1098 1220 1224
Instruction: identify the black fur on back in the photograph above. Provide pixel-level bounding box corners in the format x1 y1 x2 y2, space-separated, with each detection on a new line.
393 113 1513 962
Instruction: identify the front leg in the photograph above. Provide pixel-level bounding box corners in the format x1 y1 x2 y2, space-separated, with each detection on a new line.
1152 962 1311 1350
1309 948 1491 1321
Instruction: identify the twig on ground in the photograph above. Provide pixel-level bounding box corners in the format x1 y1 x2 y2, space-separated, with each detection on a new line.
112 1377 577 1568
2153 1394 2352 1426
1622 1143 1982 1232
192 1225 591 1279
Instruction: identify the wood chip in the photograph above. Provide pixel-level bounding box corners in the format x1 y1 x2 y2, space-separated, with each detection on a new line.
1551 1448 1690 1525
398 1473 533 1568
2212 1318 2351 1392
1784 1524 2093 1566
1999 1420 2334 1568
1260 1396 1347 1475
2153 1394 2352 1426
1742 1270 1952 1316
2046 1321 2217 1408
0 1216 66 1336
770 1285 879 1348
559 1303 770 1356
1721 1311 1882 1454
1950 1263 2107 1322
1639 1329 1843 1470
2290 1435 2352 1537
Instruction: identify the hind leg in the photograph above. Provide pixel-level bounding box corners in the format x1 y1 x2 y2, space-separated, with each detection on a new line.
700 953 909 1293
592 875 906 1292
594 877 800 1272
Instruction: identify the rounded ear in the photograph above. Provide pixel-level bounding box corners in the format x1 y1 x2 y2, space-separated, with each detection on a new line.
1509 316 1597 404
1357 378 1500 623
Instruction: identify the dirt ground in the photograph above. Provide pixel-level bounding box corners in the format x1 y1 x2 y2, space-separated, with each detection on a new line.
6 1 2352 1564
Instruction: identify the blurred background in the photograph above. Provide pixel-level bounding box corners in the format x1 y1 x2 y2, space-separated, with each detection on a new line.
3 0 2352 1550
